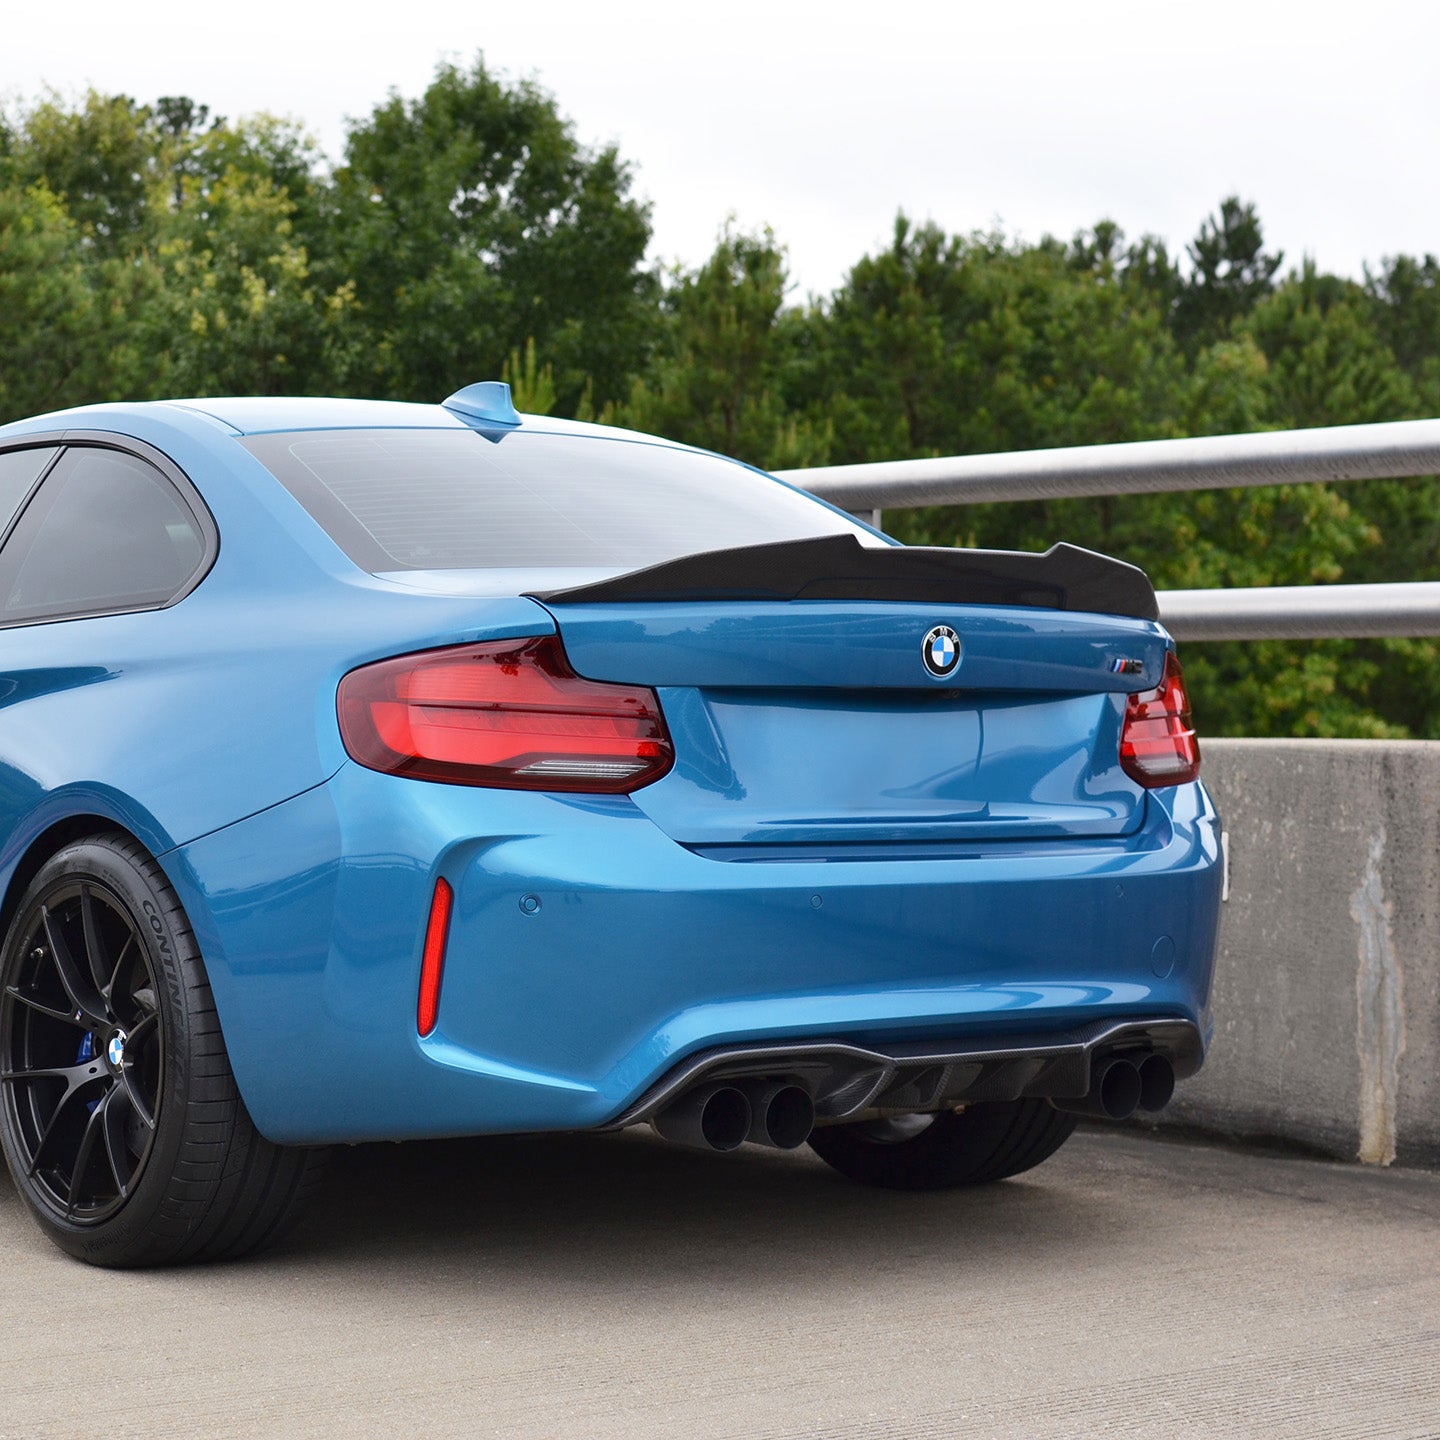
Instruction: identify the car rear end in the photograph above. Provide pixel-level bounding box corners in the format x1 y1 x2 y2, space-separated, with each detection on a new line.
185 408 1222 1148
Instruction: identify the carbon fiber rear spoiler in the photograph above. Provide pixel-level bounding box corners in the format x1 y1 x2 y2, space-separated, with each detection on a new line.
532 534 1159 621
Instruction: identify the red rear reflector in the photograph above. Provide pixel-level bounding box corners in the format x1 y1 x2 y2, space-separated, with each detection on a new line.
417 877 453 1037
337 635 674 792
1120 651 1201 788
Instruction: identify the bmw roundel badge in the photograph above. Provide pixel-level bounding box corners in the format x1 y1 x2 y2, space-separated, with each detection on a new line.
921 625 961 678
107 1031 127 1068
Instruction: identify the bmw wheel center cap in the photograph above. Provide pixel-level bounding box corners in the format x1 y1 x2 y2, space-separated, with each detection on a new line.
107 1031 127 1069
921 625 961 678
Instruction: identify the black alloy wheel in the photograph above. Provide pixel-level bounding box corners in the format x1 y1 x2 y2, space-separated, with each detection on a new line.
0 834 324 1268
1 878 163 1223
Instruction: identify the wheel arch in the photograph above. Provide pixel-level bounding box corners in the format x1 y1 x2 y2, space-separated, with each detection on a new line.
2 792 327 1143
0 814 141 948
0 810 325 1265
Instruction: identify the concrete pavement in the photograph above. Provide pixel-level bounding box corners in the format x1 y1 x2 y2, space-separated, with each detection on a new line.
1 1127 1436 1439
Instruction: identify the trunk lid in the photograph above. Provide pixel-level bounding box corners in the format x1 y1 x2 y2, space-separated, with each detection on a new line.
532 597 1169 848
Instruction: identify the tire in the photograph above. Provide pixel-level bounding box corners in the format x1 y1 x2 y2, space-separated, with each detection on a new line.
807 1099 1078 1191
0 834 325 1267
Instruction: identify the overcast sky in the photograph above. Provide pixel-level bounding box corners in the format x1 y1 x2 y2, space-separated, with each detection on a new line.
5 0 1438 300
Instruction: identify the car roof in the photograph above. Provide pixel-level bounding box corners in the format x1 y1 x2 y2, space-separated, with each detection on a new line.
166 397 472 434
0 395 675 448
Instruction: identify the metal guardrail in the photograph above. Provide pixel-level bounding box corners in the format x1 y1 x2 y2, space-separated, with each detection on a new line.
782 419 1440 641
782 418 1440 510
1159 583 1440 641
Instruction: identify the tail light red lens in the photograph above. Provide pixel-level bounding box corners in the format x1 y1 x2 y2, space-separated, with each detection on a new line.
338 635 674 792
1120 651 1201 788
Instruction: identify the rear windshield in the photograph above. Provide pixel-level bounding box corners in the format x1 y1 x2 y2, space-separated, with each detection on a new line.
241 427 869 573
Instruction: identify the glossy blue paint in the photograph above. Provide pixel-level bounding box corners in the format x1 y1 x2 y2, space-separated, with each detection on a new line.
442 380 523 428
544 599 1170 692
0 396 1223 1148
167 761 1219 1144
633 687 1144 845
545 599 1170 846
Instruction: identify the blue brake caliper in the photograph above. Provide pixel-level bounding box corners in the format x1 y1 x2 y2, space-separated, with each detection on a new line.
76 1031 99 1113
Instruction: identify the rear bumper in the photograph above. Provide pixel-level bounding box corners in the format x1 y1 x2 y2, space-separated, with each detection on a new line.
166 764 1222 1145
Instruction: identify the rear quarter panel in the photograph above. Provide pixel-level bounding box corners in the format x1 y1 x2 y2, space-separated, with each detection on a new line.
0 407 555 893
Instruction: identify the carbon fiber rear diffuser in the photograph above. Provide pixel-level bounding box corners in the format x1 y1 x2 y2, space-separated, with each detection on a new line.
603 1018 1203 1129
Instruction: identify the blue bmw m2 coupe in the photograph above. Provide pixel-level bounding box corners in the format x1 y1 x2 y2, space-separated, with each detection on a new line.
0 383 1221 1266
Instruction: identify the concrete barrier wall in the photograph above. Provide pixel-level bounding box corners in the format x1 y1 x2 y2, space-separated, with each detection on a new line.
1150 739 1440 1167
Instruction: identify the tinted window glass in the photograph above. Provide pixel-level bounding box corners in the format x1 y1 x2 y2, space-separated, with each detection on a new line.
0 448 205 623
243 428 868 573
0 447 58 540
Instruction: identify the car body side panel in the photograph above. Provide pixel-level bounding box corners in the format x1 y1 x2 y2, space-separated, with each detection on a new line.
0 588 557 886
167 761 1221 1145
0 407 562 898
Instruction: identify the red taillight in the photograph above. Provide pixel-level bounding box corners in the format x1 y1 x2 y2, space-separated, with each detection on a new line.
417 878 453 1037
337 635 674 793
1120 651 1201 788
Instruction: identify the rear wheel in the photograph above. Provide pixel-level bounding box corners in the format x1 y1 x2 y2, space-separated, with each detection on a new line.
808 1098 1077 1190
0 835 324 1267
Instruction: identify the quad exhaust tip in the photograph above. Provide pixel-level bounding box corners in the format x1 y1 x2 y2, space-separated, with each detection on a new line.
652 1083 752 1152
1136 1053 1176 1112
1052 1053 1176 1122
744 1082 815 1150
652 1080 816 1152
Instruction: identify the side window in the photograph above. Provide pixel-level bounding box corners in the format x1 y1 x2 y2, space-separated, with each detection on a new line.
0 447 207 625
0 447 58 542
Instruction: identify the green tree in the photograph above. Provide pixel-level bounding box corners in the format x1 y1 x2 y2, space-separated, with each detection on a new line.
330 57 657 410
606 224 830 469
0 91 160 254
1230 261 1440 737
1174 197 1283 352
152 96 220 207
1 90 327 252
142 168 357 396
0 182 101 420
0 89 357 402
502 337 557 415
0 182 149 421
792 215 1202 564
1244 263 1417 430
1351 253 1440 737
791 216 1190 473
1120 232 1184 319
1364 253 1440 409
